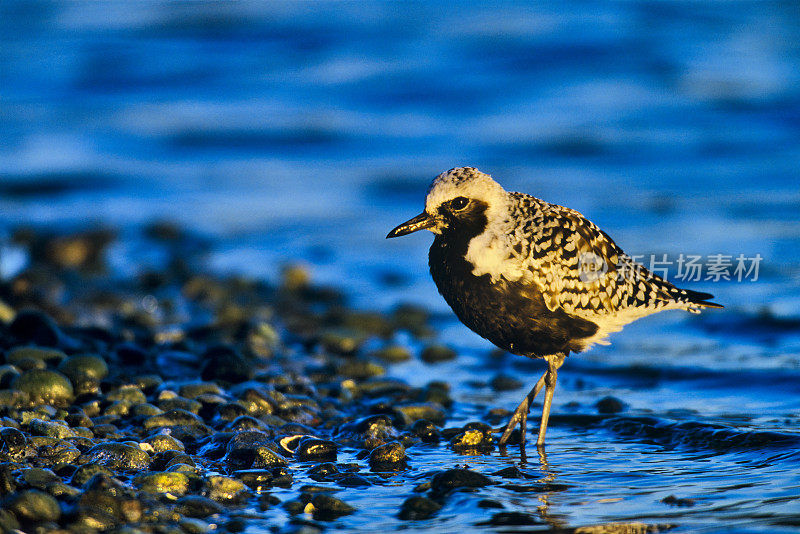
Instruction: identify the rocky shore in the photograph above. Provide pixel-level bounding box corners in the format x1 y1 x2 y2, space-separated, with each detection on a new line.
0 224 552 533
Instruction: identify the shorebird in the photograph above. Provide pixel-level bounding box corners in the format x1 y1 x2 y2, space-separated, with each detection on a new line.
387 167 721 449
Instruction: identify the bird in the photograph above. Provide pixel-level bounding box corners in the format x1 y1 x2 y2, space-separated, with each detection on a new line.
386 167 721 449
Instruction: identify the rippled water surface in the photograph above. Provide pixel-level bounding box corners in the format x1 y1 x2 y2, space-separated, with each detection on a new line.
2 2 800 532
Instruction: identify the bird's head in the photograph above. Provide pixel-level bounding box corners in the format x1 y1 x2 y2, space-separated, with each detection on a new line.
387 167 508 239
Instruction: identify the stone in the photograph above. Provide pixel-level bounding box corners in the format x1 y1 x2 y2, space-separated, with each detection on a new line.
398 496 442 520
13 369 74 407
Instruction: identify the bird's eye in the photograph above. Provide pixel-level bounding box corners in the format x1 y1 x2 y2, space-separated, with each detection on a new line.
450 197 469 211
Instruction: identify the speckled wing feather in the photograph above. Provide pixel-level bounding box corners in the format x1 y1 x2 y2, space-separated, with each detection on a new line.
507 192 712 321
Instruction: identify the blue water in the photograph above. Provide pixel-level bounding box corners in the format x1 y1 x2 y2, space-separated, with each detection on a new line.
2 2 800 532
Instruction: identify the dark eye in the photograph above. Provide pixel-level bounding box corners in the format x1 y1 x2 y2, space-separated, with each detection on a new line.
450 197 469 211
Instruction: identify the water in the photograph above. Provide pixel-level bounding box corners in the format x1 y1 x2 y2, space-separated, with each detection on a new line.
2 1 800 532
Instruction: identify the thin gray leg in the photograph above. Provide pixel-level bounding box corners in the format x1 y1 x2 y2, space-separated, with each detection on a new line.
497 369 547 447
535 353 566 446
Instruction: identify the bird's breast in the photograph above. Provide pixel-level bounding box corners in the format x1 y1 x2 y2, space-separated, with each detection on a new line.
429 235 598 357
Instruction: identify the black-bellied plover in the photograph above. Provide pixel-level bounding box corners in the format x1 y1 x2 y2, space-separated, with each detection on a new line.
387 167 721 449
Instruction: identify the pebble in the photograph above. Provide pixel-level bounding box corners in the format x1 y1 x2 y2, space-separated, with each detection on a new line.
201 345 254 384
296 438 338 461
176 495 225 518
8 310 62 347
420 344 457 363
398 496 442 520
135 471 190 495
430 468 492 496
368 441 408 470
597 396 626 414
309 494 356 521
84 442 151 470
489 374 523 391
6 489 61 523
13 369 74 407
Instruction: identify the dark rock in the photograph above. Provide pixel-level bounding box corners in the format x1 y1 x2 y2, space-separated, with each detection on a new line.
5 489 61 523
13 369 74 407
477 499 504 508
21 467 60 490
430 468 492 495
205 475 248 503
369 441 408 470
337 474 371 487
78 473 142 525
310 494 356 520
371 345 411 363
489 374 523 391
477 512 540 526
201 345 254 384
410 420 441 443
71 464 114 486
0 427 27 454
224 431 287 469
58 354 108 385
115 343 147 366
596 396 626 414
84 442 151 470
420 344 456 363
176 495 224 518
662 494 696 507
0 465 16 496
393 403 446 426
29 418 76 439
6 346 66 366
134 471 190 495
144 408 205 430
398 496 442 520
296 438 337 462
8 310 62 347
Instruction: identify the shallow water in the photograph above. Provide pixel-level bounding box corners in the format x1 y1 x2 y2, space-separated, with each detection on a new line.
2 2 800 532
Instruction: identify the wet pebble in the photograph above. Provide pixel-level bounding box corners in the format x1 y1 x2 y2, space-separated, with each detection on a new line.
477 511 540 526
205 475 249 503
135 471 190 495
393 403 446 426
176 494 224 518
85 442 151 470
597 396 626 414
5 489 61 523
420 344 456 363
430 468 492 496
296 437 338 461
489 374 523 391
371 345 411 363
309 494 356 521
201 345 254 384
398 496 442 520
13 369 74 407
0 427 27 454
369 441 408 470
8 310 62 347
410 420 441 443
29 418 76 439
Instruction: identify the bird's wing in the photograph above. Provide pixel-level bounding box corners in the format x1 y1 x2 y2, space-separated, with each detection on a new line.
510 195 683 318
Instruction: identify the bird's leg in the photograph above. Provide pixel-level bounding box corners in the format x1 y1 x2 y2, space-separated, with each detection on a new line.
536 353 566 447
497 369 547 447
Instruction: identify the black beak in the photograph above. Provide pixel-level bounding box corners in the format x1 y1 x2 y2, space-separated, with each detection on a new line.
386 212 434 238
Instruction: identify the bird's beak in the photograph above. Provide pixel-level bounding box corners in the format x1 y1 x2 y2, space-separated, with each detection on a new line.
386 212 435 238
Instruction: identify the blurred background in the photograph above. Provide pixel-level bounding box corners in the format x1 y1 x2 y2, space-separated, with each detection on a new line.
1 1 799 313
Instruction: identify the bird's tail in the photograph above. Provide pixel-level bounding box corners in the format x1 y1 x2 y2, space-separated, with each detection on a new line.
681 288 723 311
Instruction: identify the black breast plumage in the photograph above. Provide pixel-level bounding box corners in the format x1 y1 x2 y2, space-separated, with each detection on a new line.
427 202 598 358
